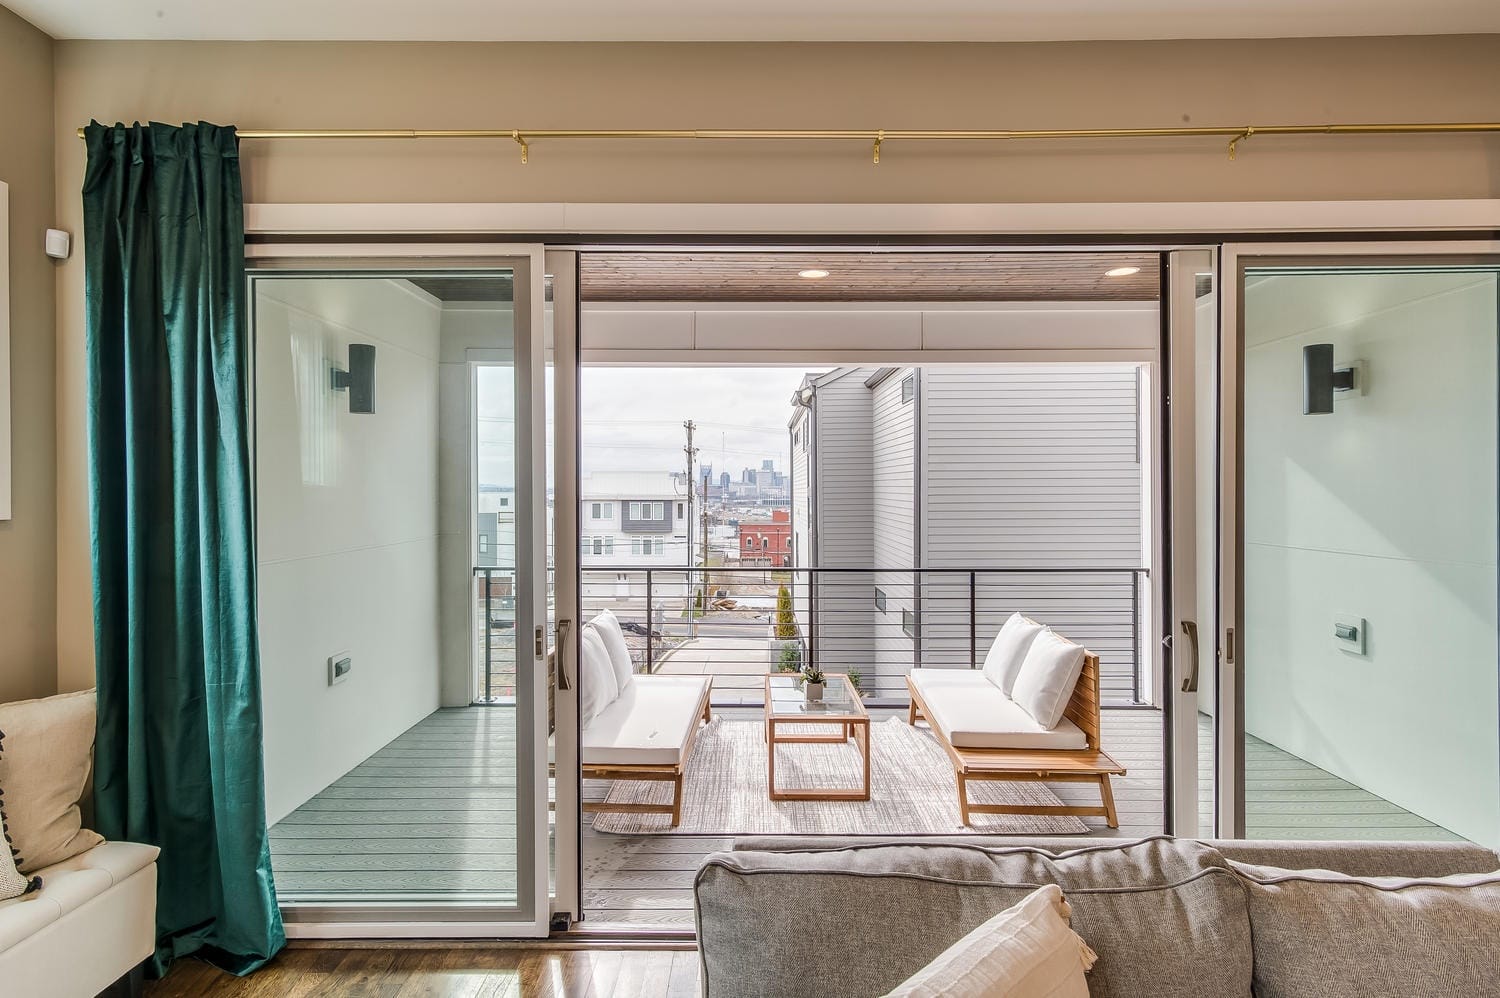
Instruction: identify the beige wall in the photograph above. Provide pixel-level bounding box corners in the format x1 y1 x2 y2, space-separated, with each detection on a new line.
0 7 55 703
47 35 1500 688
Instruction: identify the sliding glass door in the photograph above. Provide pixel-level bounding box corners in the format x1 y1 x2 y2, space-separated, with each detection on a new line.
1218 243 1500 847
249 248 555 935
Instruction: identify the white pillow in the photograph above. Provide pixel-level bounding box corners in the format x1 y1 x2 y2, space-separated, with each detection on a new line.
578 626 619 724
1010 629 1088 730
590 610 636 692
883 884 1096 998
981 613 1046 695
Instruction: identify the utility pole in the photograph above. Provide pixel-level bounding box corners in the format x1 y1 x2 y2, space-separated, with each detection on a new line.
683 420 698 636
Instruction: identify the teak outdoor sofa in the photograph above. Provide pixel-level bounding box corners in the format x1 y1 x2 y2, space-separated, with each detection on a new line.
907 622 1125 828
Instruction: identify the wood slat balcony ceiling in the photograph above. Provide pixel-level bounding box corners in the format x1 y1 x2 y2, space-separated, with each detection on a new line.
580 252 1160 303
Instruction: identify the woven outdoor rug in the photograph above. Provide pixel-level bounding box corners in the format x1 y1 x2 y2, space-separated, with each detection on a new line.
590 717 1089 835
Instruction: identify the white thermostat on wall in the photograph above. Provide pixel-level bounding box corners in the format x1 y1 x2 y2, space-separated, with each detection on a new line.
44 228 71 260
328 651 353 686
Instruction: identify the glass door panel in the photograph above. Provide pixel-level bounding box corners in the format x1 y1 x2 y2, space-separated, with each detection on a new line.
251 252 551 934
1232 258 1500 847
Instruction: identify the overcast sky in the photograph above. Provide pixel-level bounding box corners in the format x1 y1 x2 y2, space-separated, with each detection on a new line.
477 366 816 487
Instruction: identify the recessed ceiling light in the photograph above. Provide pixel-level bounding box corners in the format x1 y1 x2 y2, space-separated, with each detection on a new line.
798 269 830 280
1105 266 1142 278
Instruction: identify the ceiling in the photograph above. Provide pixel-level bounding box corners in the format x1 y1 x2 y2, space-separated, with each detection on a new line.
579 252 1160 302
14 0 1500 42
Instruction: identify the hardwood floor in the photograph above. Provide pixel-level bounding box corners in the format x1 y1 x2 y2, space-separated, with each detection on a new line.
145 947 700 997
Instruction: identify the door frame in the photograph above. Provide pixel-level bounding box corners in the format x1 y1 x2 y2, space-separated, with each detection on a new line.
1216 238 1500 839
247 244 555 938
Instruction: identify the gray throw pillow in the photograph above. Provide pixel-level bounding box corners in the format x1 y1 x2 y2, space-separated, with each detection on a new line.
1232 862 1500 998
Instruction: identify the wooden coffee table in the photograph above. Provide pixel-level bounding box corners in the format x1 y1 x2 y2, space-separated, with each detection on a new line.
764 673 871 801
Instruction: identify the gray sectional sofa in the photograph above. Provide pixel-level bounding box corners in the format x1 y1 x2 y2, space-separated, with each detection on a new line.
694 835 1500 998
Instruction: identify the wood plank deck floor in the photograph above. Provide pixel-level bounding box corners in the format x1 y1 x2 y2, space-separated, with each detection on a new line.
270 703 1463 925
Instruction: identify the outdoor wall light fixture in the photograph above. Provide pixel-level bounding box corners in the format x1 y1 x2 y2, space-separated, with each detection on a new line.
1302 343 1359 415
330 343 378 414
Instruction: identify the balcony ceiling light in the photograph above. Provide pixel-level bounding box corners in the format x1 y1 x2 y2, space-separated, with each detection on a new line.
798 268 830 280
1105 266 1142 278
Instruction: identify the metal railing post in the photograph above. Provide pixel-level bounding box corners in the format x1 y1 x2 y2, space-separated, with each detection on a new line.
483 569 493 702
645 568 655 674
807 568 817 672
969 571 978 669
1131 570 1141 703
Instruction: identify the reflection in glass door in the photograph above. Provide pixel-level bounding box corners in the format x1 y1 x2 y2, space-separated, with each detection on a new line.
250 256 552 934
1232 256 1500 847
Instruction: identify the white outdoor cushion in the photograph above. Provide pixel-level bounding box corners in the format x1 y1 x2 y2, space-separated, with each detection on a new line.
579 626 619 723
590 610 636 692
583 675 710 767
883 884 1095 998
910 669 1088 751
980 613 1047 695
1011 630 1088 730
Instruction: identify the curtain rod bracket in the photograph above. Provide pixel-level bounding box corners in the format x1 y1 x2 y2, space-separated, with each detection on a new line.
873 129 884 166
1227 126 1254 161
512 130 529 165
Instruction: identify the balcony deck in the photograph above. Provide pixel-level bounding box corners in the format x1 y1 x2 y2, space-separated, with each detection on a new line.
266 701 1464 917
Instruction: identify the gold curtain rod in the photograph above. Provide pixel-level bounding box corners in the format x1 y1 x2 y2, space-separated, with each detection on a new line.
74 121 1500 163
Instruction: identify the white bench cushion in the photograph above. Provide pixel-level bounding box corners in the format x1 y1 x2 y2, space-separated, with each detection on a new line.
0 841 159 955
910 669 1088 751
583 675 710 767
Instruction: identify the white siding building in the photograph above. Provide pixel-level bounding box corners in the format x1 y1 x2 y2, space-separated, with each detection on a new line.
791 364 1150 703
580 471 693 603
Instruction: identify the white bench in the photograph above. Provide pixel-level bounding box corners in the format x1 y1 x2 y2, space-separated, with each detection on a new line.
907 615 1124 828
579 612 712 827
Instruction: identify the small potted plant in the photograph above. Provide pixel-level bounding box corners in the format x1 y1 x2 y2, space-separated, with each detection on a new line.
800 663 826 703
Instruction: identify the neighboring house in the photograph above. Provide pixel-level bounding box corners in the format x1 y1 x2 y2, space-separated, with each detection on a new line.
790 365 1149 703
475 486 516 569
580 470 693 603
738 509 792 566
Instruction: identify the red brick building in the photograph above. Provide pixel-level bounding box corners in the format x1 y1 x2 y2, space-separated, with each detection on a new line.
738 509 792 567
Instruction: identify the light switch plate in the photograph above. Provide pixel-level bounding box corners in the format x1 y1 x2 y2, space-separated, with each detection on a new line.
1333 614 1366 656
328 651 352 686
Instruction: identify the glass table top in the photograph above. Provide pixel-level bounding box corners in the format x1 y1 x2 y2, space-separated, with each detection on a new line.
765 673 867 719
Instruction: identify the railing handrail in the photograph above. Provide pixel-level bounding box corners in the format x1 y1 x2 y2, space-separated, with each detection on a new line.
571 564 1150 575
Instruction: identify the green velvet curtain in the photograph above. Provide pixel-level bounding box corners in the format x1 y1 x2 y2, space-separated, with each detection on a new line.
84 121 284 977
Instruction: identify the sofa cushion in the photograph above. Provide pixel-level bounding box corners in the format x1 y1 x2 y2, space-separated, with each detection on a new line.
1010 631 1087 730
884 884 1094 998
583 675 709 767
590 610 637 693
910 670 1088 750
979 613 1045 696
696 836 1252 998
1231 862 1500 998
0 690 105 873
578 626 619 723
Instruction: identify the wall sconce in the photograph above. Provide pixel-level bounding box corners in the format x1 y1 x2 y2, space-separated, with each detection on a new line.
330 343 377 414
1302 344 1360 415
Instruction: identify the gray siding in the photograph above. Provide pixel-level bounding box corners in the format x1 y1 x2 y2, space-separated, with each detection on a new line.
808 369 875 679
872 369 917 692
919 366 1144 701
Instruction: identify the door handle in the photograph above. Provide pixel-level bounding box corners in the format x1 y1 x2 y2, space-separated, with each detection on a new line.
1180 620 1200 694
555 618 573 691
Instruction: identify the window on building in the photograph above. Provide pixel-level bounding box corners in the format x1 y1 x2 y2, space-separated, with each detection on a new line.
499 497 510 508
631 538 642 556
875 588 887 612
629 501 641 519
762 537 769 549
902 608 915 637
642 538 655 555
744 536 753 548
591 502 602 519
603 501 613 518
603 537 614 555
593 538 603 556
677 502 685 518
654 501 666 520
478 534 490 555
901 374 916 403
